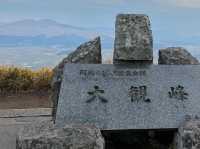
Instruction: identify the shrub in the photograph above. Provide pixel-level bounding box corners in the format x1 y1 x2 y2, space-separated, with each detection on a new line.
0 66 53 94
33 68 53 91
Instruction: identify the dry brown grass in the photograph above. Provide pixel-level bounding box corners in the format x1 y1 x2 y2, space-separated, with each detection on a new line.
0 66 53 94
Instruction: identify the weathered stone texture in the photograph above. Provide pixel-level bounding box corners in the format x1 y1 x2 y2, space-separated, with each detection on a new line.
16 122 104 149
113 14 153 63
175 118 200 149
56 64 200 130
51 37 102 121
158 47 199 65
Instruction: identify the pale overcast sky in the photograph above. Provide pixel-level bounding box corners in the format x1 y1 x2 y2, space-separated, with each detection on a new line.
0 0 199 27
0 0 200 49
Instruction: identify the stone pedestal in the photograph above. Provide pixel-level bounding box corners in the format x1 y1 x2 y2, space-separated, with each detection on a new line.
16 121 105 149
175 118 200 149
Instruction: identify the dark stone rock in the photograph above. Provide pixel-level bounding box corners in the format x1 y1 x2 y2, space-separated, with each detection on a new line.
158 47 199 65
16 122 104 149
113 14 153 64
175 118 200 149
51 37 102 121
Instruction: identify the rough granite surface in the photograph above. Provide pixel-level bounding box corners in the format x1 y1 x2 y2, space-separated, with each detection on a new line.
16 122 104 149
51 37 102 121
56 64 200 130
113 14 153 63
175 117 200 149
158 47 199 65
159 47 200 149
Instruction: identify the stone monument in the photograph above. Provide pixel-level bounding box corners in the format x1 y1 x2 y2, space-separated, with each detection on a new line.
113 14 153 64
55 14 200 131
17 14 200 149
55 64 200 130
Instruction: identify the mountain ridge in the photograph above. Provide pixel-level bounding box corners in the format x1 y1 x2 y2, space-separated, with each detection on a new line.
0 19 114 49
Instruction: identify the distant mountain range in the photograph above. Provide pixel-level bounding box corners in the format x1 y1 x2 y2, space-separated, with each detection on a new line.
0 19 114 49
0 19 199 68
0 19 114 68
0 19 200 52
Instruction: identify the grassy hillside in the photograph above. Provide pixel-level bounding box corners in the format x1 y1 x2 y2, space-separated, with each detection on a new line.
0 66 53 95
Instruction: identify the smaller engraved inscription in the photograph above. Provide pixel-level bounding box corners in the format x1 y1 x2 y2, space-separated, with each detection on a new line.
168 85 189 101
86 85 108 103
80 69 146 79
128 86 151 103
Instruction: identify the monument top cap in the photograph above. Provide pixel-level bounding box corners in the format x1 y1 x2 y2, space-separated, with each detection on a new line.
113 14 153 63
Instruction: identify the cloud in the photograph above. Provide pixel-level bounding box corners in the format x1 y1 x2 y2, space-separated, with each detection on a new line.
154 0 200 8
86 0 126 6
2 0 199 8
0 0 23 3
79 0 200 9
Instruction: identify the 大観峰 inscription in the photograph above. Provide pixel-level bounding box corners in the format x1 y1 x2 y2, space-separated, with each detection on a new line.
56 64 200 130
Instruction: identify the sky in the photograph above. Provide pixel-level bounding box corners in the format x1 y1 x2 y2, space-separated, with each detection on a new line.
0 0 200 27
0 0 200 50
